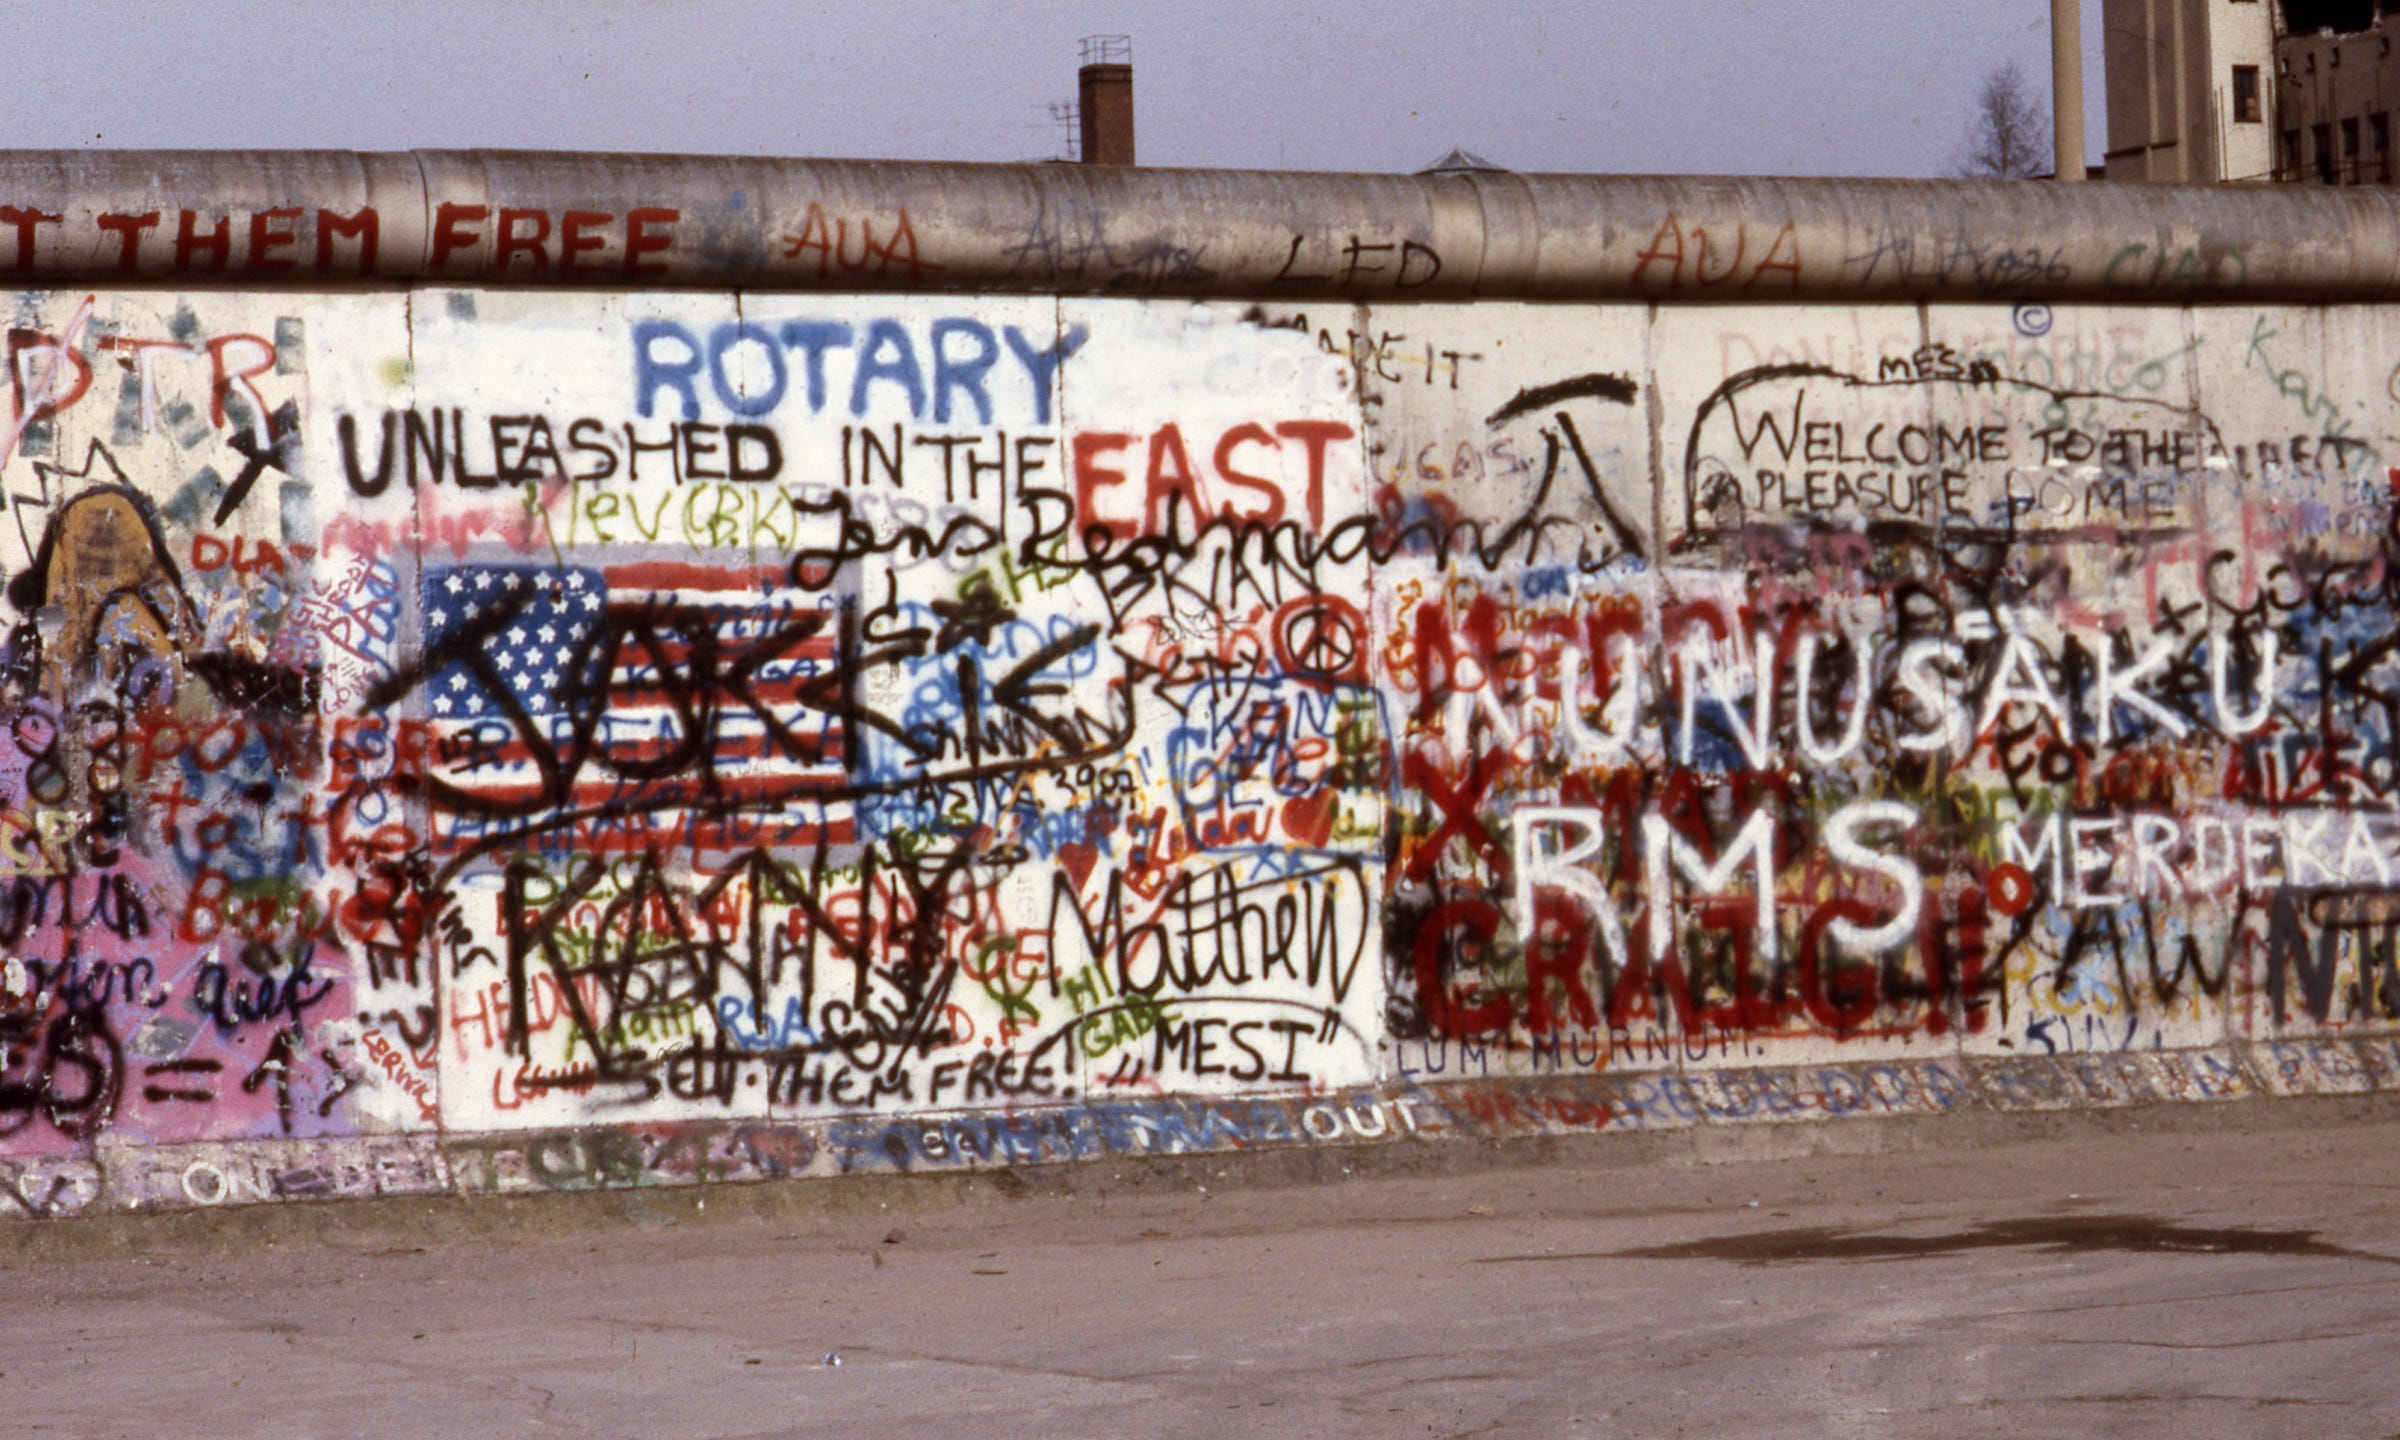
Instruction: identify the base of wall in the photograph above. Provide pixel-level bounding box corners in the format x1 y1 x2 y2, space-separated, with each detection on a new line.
3 1039 2395 1229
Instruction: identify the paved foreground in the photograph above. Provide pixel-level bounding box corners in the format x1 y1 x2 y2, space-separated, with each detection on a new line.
5 1105 2399 1439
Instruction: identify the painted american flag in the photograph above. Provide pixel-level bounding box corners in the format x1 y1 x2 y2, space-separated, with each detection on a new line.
421 561 852 859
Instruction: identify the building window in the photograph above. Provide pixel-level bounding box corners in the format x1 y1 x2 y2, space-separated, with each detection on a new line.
2317 124 2336 182
2344 118 2362 182
2375 113 2391 183
2233 66 2262 123
2284 129 2304 178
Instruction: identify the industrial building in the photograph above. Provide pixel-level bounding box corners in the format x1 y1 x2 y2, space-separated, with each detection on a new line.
2105 0 2400 182
2102 0 2278 182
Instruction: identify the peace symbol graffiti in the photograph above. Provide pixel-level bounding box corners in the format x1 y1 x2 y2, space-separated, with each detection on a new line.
1273 596 1368 683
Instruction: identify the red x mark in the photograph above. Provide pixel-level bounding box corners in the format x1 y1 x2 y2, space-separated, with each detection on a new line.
1402 747 1514 882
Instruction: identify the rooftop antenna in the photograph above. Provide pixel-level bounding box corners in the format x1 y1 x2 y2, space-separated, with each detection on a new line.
1039 98 1080 162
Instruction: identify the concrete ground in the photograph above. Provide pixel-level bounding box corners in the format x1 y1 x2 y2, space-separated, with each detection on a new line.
6 1102 2400 1439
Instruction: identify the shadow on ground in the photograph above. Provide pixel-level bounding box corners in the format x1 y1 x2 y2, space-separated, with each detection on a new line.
1479 1215 2400 1268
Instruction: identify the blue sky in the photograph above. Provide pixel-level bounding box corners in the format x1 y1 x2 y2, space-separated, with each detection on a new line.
28 1 2099 177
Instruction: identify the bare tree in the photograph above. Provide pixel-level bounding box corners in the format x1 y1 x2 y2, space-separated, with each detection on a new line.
1958 61 2052 179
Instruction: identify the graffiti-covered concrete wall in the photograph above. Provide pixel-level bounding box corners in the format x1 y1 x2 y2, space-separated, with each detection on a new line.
0 274 2393 1216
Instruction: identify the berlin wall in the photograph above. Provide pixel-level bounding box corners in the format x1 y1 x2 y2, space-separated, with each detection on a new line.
0 154 2392 1217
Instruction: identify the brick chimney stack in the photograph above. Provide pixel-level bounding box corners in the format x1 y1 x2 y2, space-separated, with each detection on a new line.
1078 35 1134 166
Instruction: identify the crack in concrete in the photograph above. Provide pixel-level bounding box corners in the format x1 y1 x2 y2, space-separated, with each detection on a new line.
1977 1274 2400 1319
2038 1327 2400 1351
